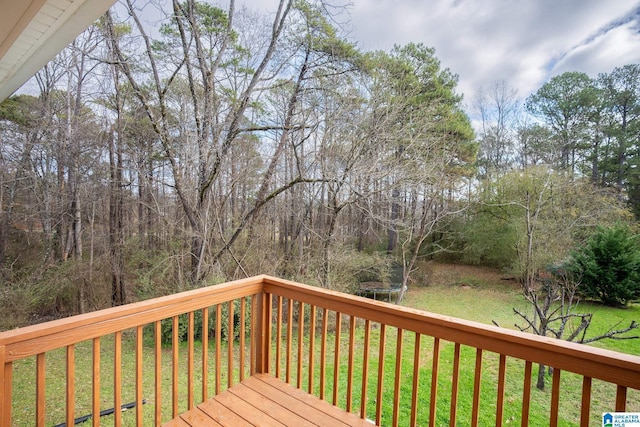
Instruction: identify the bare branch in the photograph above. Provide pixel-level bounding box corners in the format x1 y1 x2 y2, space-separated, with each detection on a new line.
513 307 540 335
579 321 639 344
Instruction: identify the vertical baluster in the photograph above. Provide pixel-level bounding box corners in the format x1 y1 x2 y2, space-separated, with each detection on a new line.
265 293 273 374
410 333 421 427
215 305 222 395
154 321 162 425
616 385 627 411
172 317 179 417
392 328 403 427
240 298 246 382
550 368 561 427
66 345 75 427
346 315 356 412
136 325 144 426
375 324 386 426
471 348 483 427
228 301 234 389
188 312 194 409
286 298 293 384
92 339 100 427
36 353 46 427
360 320 371 420
297 302 305 389
320 308 328 400
114 331 122 426
496 354 506 427
521 360 532 427
449 343 461 427
308 305 317 395
429 337 440 427
332 312 342 406
276 296 283 379
580 376 592 427
250 295 256 376
202 308 209 401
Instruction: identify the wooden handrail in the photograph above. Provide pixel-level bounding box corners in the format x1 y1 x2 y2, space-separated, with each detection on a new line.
0 276 264 362
261 275 640 389
260 276 640 426
0 276 265 427
1 274 639 427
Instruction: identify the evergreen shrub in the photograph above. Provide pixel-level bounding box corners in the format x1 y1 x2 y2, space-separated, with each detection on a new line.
568 224 640 307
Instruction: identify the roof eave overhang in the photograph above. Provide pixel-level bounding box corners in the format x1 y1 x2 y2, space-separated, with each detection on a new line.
0 0 117 102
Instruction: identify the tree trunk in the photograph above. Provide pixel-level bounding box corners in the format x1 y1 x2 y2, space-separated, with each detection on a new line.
387 187 399 254
536 363 546 390
321 205 340 288
72 175 82 260
109 128 126 305
191 235 205 285
0 172 6 270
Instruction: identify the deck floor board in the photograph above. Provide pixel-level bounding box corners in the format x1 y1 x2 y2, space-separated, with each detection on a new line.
162 374 376 427
197 399 249 426
242 375 347 426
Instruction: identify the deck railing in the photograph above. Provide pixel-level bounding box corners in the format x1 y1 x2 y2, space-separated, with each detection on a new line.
1 275 639 426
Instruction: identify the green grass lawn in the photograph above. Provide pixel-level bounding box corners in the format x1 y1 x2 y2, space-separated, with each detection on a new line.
267 261 640 426
396 263 640 425
402 263 640 355
10 329 251 427
8 263 640 426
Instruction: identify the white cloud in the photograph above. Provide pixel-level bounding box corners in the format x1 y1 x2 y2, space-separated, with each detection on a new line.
552 21 640 78
237 0 640 107
346 0 640 102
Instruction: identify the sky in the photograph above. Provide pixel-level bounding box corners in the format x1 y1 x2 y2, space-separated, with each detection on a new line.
100 0 640 108
35 0 640 112
343 0 640 106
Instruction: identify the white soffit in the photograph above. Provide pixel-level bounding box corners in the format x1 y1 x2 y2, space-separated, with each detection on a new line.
0 0 117 102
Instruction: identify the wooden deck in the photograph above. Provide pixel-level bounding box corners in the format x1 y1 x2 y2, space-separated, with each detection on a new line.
162 374 375 427
2 275 640 426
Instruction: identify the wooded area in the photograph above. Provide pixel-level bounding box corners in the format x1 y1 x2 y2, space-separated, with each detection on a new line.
0 0 638 327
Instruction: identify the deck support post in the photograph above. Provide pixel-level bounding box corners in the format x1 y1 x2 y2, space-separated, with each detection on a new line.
254 292 272 374
0 346 9 427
